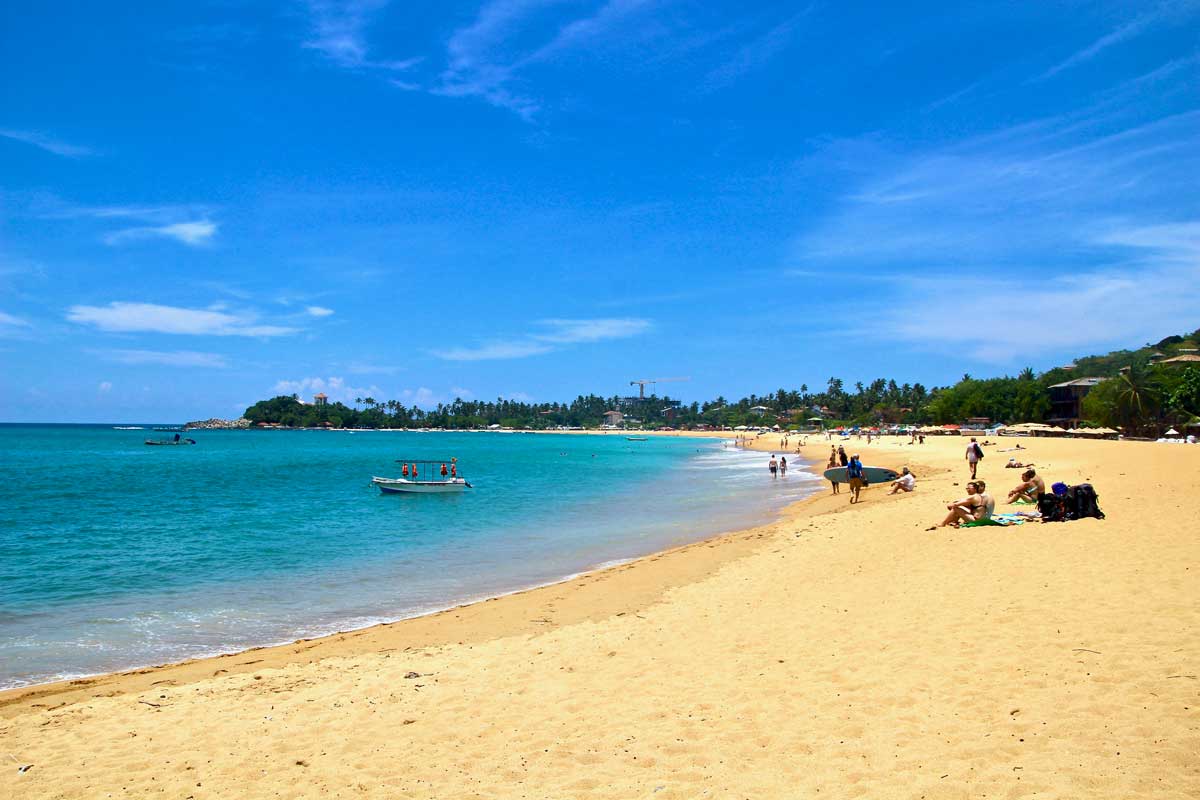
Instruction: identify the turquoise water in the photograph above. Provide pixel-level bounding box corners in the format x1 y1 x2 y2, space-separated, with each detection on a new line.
0 425 819 688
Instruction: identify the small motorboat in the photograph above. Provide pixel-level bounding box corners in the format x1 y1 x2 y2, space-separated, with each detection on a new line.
374 459 471 494
625 436 649 441
145 437 196 446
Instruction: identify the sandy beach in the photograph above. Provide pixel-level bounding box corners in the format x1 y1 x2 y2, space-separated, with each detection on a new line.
2 433 1197 799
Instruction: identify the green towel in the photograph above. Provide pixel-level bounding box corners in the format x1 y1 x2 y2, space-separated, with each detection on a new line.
961 518 1005 527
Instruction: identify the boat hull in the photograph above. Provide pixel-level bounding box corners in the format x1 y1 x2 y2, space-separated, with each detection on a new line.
372 477 469 494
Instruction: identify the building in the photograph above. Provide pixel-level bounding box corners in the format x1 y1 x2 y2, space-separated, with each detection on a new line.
1159 354 1200 367
749 405 770 417
1048 377 1106 425
313 393 328 406
601 410 625 428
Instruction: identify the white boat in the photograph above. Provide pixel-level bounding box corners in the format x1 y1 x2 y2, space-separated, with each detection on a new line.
372 476 470 494
625 436 649 441
373 458 471 494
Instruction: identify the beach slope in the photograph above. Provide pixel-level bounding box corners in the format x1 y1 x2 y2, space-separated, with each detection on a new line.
1 435 1197 798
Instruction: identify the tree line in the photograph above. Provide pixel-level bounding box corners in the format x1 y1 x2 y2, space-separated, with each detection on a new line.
242 329 1200 433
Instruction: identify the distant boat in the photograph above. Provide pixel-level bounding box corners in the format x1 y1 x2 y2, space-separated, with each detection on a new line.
373 459 471 493
145 438 196 446
113 426 144 430
625 436 649 441
153 426 184 432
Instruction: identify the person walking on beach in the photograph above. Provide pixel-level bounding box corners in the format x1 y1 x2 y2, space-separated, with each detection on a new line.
768 455 779 478
966 437 983 479
838 445 848 466
779 455 788 476
846 453 865 503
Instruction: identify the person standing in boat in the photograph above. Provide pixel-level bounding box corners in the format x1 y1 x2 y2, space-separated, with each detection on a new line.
440 463 448 479
402 463 410 478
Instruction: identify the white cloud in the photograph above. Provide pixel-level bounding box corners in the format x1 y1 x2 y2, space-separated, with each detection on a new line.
303 0 421 71
67 302 297 337
96 349 230 368
305 305 335 317
451 386 474 399
533 317 651 343
1038 4 1196 80
273 376 383 405
432 317 651 361
432 340 555 361
0 311 30 327
0 128 93 157
344 361 401 374
98 381 113 393
104 220 217 247
503 391 534 402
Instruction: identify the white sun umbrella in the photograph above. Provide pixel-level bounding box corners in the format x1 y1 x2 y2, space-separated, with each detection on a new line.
1166 428 1180 435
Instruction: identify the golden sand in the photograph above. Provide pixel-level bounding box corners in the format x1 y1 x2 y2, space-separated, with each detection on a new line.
2 434 1197 799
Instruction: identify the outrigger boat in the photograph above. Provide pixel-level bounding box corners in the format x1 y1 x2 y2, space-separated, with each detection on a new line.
145 436 196 446
625 436 649 441
373 459 472 494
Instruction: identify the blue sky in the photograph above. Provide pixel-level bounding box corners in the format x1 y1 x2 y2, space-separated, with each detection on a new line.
1 1 1198 422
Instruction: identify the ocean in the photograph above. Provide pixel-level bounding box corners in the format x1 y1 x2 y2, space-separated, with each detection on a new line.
0 425 820 689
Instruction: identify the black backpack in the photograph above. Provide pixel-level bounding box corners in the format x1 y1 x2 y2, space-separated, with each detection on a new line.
1038 493 1067 523
974 442 984 459
1072 483 1105 519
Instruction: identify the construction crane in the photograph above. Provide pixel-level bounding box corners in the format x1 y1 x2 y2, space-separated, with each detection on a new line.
629 377 689 399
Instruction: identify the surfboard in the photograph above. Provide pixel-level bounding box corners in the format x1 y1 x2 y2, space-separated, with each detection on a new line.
822 466 900 484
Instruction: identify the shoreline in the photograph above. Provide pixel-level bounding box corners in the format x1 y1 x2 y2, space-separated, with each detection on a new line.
5 434 1195 798
0 431 832 705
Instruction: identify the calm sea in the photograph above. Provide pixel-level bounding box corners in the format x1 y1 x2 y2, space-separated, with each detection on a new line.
0 425 819 688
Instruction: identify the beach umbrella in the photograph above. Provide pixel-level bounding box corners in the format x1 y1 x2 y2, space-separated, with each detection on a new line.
1166 428 1180 435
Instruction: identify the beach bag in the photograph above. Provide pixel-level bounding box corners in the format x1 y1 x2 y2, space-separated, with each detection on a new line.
1071 483 1105 520
1038 493 1067 523
973 442 984 459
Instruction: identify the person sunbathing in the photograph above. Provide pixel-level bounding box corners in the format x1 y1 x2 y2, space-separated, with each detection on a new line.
1005 457 1035 468
937 482 986 527
1006 469 1045 504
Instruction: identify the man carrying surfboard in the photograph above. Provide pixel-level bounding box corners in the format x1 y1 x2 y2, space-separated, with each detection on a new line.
846 454 866 504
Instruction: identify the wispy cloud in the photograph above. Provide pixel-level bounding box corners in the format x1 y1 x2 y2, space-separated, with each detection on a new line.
95 349 231 368
433 340 555 361
433 317 651 360
702 9 810 92
303 0 420 71
791 63 1200 363
1039 3 1199 80
305 305 335 317
0 128 93 157
67 302 298 337
28 196 219 247
104 220 218 247
0 311 30 327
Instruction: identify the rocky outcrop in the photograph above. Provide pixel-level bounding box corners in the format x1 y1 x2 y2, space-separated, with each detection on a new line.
184 417 252 430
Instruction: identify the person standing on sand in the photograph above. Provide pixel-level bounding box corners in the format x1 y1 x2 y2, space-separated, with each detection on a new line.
838 445 848 466
768 455 779 478
966 437 982 479
826 448 840 494
846 453 865 504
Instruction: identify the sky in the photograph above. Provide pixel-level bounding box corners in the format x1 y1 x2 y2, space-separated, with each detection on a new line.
1 1 1198 422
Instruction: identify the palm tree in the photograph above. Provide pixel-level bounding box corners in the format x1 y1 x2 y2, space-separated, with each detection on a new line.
1018 367 1035 381
1115 367 1160 433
